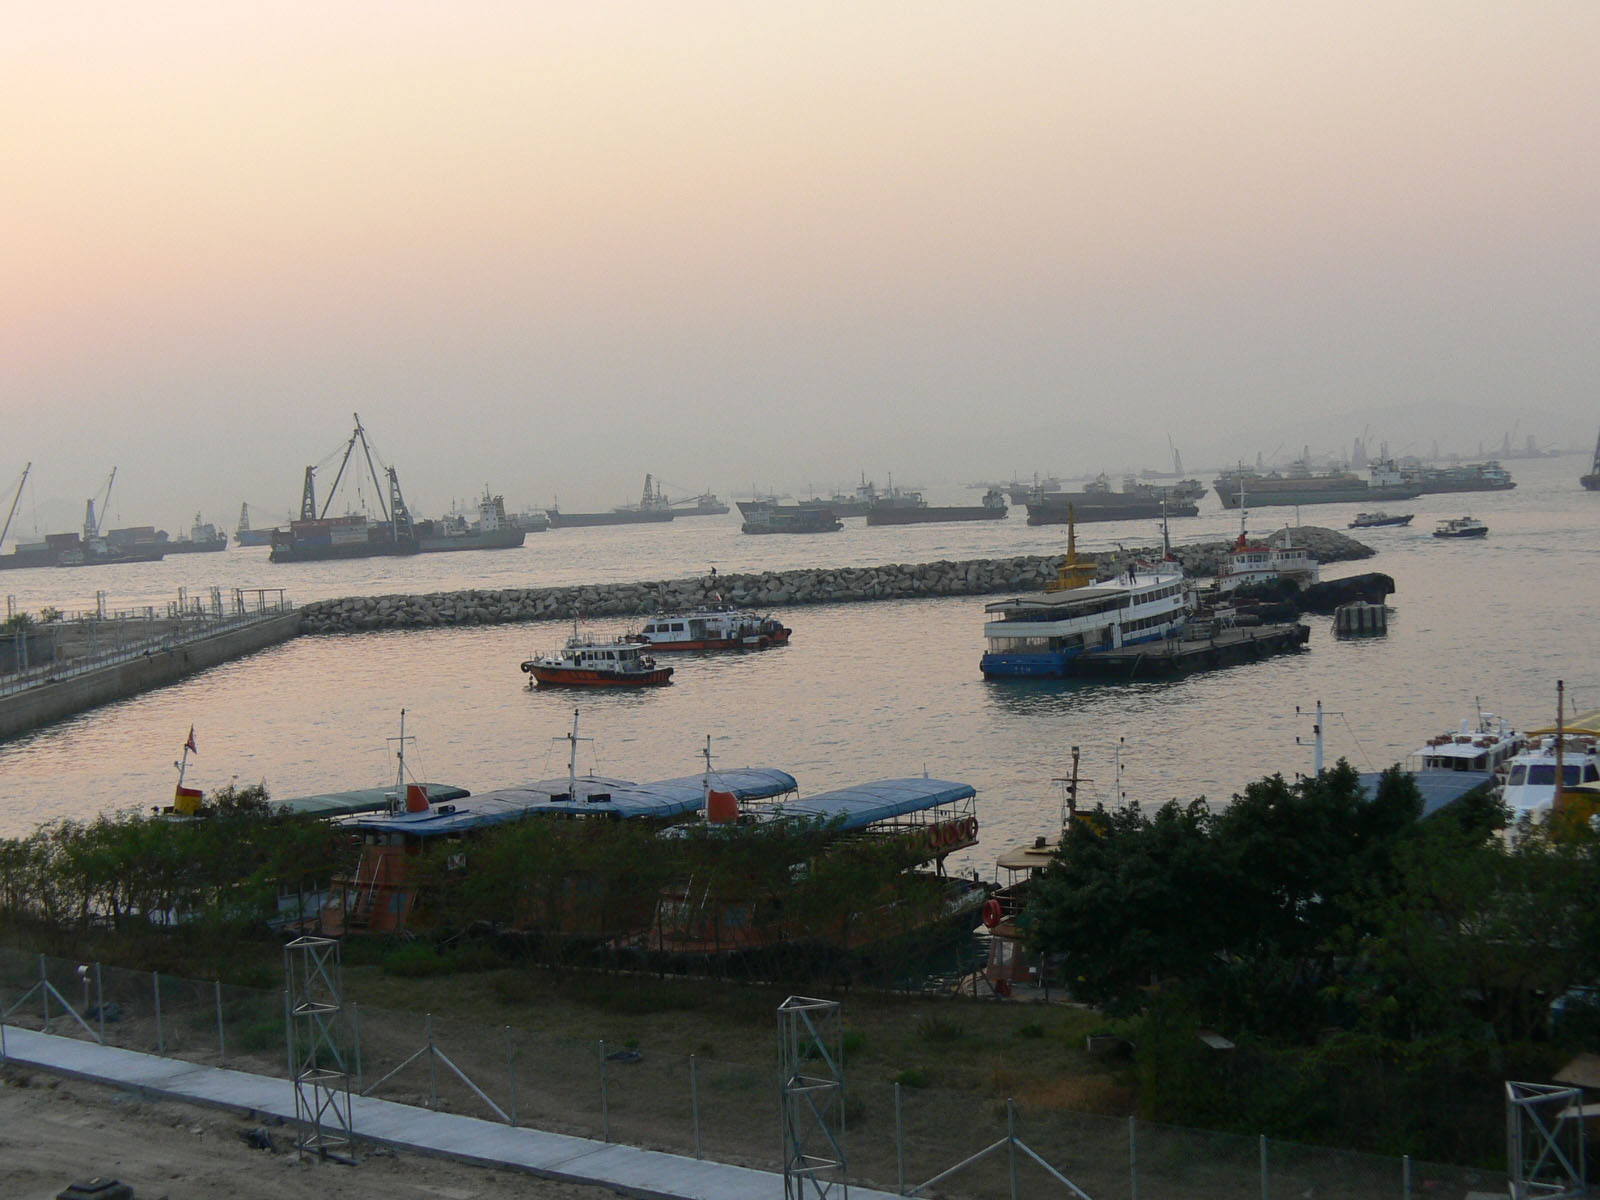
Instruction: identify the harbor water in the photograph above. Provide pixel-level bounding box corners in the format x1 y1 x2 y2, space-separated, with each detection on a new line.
1 453 1596 879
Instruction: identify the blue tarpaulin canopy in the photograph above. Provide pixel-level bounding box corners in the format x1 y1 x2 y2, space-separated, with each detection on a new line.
342 768 799 837
741 777 976 832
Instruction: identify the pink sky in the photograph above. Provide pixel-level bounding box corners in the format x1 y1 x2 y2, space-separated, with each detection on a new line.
3 3 1597 524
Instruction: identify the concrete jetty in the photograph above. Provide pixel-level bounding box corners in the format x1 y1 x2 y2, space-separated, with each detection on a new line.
0 610 300 742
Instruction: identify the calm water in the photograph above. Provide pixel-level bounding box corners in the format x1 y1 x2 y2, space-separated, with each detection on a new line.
2 454 1596 874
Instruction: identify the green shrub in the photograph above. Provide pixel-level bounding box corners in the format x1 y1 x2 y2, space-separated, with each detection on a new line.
1014 1021 1045 1039
915 1013 963 1044
894 1068 929 1088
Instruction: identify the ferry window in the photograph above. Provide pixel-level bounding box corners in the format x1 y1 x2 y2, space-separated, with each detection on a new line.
1562 765 1584 785
672 622 685 631
1528 765 1555 786
1508 765 1527 786
1587 764 1600 783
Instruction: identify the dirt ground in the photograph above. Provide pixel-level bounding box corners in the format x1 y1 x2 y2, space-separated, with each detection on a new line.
1 1066 626 1200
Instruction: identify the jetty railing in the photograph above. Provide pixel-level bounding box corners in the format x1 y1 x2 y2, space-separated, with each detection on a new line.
0 947 1508 1199
0 588 294 698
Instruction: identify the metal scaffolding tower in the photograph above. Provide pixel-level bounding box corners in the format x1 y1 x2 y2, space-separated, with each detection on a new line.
285 936 355 1160
1507 1081 1588 1199
779 995 847 1200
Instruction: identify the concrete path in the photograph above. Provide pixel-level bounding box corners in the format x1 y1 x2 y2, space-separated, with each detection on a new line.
2 1024 897 1200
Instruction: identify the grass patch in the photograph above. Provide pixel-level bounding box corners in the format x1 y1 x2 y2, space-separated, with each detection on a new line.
894 1068 929 1088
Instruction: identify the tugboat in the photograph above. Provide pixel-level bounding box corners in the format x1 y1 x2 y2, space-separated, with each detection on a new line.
627 607 791 652
1432 516 1488 539
521 633 674 687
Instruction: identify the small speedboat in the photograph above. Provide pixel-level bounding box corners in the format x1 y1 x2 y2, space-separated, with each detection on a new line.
521 636 674 687
1349 511 1414 529
1433 516 1488 539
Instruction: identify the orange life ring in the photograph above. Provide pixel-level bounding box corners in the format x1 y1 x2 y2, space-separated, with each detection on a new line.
981 898 1003 928
963 816 979 842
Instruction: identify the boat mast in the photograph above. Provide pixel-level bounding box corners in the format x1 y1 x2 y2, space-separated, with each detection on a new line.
0 461 29 554
387 708 417 812
700 734 715 821
1056 745 1082 825
1555 680 1567 811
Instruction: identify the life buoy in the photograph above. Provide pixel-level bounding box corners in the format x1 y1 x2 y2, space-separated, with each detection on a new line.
994 977 1012 998
962 816 979 842
981 898 1003 928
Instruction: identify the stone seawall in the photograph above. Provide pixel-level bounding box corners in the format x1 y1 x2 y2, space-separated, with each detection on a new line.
300 527 1374 635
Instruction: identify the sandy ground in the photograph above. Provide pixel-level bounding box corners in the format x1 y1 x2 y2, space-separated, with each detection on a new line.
1 1066 626 1200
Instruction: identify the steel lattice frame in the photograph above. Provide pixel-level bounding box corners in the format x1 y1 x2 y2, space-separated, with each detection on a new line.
1507 1081 1588 1199
779 995 847 1200
285 936 355 1160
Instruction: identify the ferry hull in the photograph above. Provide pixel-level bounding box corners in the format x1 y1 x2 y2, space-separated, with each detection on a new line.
980 627 1174 678
270 539 418 562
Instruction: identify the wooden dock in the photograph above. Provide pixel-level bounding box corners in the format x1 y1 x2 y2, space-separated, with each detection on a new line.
1071 621 1310 679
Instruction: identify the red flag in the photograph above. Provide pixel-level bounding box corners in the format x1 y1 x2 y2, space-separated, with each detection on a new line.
184 726 197 754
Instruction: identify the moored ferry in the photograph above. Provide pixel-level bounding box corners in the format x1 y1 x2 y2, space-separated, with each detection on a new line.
628 607 791 651
979 515 1191 678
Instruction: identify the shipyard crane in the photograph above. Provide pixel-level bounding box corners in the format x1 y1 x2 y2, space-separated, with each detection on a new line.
83 467 117 541
0 461 30 553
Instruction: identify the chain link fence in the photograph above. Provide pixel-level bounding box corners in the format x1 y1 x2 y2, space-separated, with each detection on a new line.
0 947 1511 1198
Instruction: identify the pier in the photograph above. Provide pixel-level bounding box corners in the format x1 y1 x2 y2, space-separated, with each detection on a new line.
0 590 297 742
1070 620 1311 678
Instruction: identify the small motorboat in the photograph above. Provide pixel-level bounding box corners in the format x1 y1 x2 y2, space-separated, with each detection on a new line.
521 635 674 687
1349 511 1414 529
1433 516 1488 539
627 607 791 652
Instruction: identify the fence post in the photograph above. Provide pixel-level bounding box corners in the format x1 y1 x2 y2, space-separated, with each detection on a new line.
215 980 225 1065
690 1053 702 1160
426 1013 438 1109
352 1003 363 1092
1259 1134 1268 1200
153 971 163 1055
1007 1097 1019 1200
505 1026 517 1127
599 1039 609 1142
283 987 293 1080
95 963 104 1044
1402 1154 1411 1200
39 954 48 1031
1130 1115 1138 1200
894 1081 904 1196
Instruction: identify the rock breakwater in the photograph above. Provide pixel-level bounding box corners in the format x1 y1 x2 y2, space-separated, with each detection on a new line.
298 526 1374 635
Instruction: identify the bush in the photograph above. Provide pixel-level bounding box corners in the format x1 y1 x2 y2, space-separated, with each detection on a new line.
893 1068 929 1088
915 1013 964 1044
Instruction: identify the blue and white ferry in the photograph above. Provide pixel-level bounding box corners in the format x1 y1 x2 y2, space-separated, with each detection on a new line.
979 517 1191 678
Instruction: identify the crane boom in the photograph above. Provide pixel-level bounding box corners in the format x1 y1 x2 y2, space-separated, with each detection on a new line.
0 461 30 553
83 467 116 541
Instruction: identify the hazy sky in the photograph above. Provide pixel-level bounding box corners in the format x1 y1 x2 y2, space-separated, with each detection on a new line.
4 3 1598 529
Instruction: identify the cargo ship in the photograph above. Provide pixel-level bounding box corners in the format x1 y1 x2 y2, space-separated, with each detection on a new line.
866 487 1008 526
415 489 526 553
233 503 277 547
737 501 844 534
1370 459 1515 495
1026 476 1199 525
269 415 420 563
162 514 229 554
1213 462 1420 509
546 474 676 528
